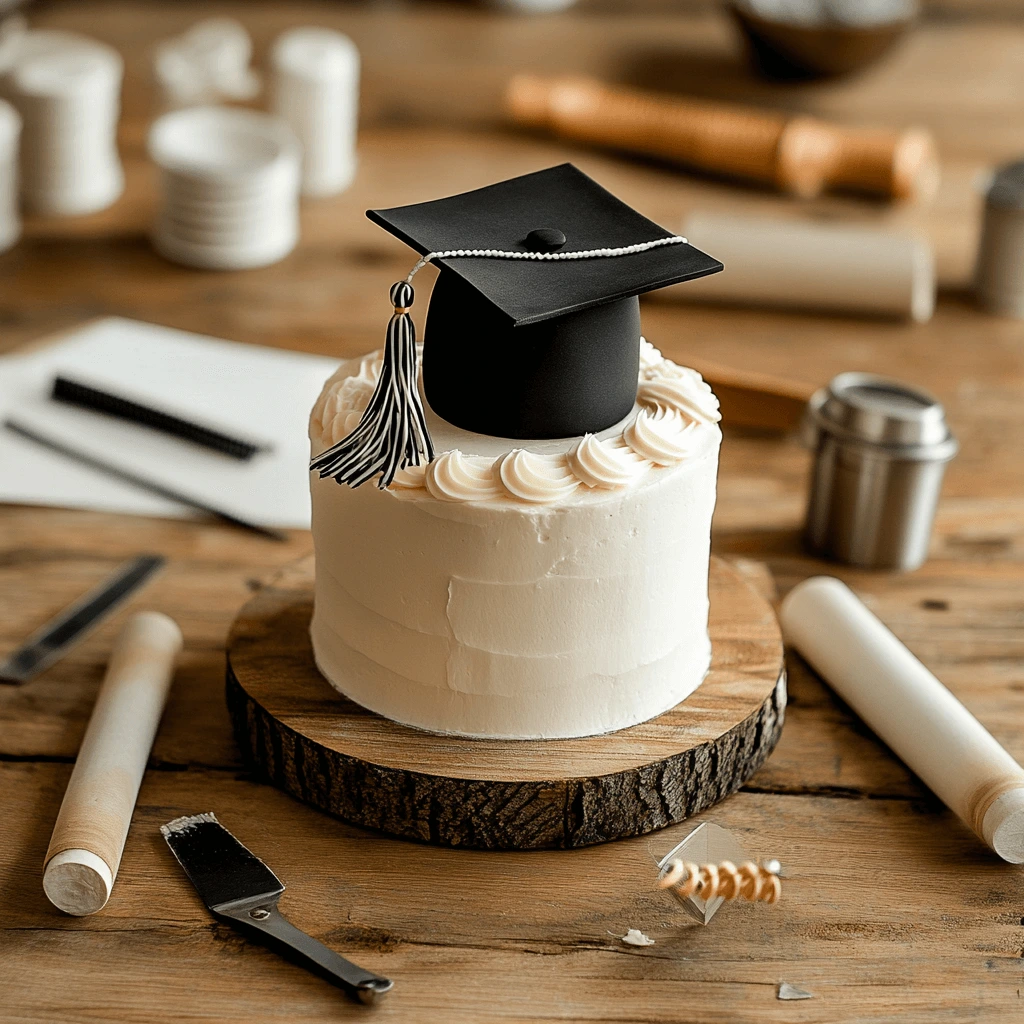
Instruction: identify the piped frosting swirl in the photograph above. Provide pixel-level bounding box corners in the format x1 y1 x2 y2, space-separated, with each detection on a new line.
569 433 643 489
497 450 579 503
638 373 721 425
625 407 699 465
426 450 503 502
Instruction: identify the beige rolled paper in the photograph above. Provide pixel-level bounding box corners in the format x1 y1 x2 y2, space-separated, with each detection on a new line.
669 213 935 322
781 577 1024 863
43 611 183 915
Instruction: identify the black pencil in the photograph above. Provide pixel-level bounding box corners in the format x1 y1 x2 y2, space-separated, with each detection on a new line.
51 375 269 461
4 419 288 542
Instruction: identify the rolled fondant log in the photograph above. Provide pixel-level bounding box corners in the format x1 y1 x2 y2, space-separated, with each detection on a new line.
664 213 935 322
43 611 183 914
780 577 1024 863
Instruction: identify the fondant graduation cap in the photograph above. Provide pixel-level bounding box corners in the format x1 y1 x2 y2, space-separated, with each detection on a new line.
312 163 722 489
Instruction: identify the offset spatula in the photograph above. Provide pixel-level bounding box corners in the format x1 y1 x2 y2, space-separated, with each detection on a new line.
161 813 393 1005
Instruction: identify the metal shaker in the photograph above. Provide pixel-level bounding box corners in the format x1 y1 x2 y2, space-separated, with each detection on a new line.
975 159 1024 317
802 372 957 571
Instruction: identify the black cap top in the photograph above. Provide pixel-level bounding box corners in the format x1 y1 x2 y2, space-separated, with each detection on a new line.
368 163 722 328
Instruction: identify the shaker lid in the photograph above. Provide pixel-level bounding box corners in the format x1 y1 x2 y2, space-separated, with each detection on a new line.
987 160 1024 210
807 372 957 458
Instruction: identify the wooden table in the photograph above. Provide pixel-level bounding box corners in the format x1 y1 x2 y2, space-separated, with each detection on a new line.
3 3 1024 1021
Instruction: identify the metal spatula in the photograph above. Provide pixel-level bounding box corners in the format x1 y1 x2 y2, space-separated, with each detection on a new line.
161 813 393 1005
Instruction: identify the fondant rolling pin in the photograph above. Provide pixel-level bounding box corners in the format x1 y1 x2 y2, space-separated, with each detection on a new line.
43 611 183 915
505 74 939 202
780 577 1024 863
667 213 936 322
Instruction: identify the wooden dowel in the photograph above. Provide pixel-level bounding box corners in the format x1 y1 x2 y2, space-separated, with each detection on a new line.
781 577 1024 864
686 358 815 433
43 611 183 915
505 74 939 202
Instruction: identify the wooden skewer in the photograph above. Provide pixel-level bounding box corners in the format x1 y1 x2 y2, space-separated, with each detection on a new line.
505 74 939 202
43 612 183 915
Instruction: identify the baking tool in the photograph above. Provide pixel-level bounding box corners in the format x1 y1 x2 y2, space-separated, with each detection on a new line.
161 813 393 1004
5 37 124 216
43 612 183 915
0 553 164 684
505 75 938 202
781 576 1024 863
0 96 19 252
269 27 359 198
670 212 935 322
148 105 301 270
52 375 268 460
730 0 917 79
225 555 784 850
685 357 814 433
974 159 1024 318
657 822 781 924
4 418 287 541
801 372 957 570
153 18 259 112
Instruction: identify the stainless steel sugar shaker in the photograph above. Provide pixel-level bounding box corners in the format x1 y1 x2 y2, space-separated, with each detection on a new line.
975 159 1024 317
802 372 958 571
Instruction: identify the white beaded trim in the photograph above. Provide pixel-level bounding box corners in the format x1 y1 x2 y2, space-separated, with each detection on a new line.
406 236 688 282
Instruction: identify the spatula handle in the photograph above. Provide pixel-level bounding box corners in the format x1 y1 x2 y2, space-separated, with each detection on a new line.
219 904 393 1004
43 611 183 915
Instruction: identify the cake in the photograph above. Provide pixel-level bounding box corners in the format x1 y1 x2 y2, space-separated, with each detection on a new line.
307 164 724 739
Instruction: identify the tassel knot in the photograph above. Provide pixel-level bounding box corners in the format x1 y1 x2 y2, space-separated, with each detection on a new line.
310 280 434 489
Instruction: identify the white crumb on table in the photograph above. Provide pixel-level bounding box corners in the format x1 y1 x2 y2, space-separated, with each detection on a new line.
777 982 814 1000
619 929 655 947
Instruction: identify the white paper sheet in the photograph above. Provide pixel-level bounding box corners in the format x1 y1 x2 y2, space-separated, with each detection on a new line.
0 317 340 529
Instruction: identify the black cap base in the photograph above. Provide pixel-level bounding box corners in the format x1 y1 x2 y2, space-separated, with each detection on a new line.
423 269 640 440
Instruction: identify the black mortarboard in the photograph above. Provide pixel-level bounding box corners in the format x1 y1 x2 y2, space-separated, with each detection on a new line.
312 163 722 489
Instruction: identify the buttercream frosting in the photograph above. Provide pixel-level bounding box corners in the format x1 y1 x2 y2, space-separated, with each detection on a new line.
426 449 503 502
310 338 720 506
568 433 643 489
496 449 579 503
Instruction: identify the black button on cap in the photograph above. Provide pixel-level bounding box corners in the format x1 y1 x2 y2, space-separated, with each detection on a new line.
525 228 566 252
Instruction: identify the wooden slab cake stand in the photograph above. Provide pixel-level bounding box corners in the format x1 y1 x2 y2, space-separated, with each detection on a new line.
226 556 786 850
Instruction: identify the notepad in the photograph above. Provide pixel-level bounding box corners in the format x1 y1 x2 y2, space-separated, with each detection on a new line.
0 318 340 529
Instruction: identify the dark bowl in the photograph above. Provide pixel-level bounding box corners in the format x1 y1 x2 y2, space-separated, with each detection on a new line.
730 6 915 80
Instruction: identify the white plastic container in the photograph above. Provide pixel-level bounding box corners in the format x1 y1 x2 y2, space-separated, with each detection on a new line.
9 43 124 216
0 98 20 252
269 27 359 198
148 105 301 270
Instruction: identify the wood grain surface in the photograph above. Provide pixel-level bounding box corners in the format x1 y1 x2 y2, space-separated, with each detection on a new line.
226 556 785 848
2 2 1024 1022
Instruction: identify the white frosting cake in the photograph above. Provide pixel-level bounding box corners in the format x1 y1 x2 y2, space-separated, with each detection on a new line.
308 340 722 739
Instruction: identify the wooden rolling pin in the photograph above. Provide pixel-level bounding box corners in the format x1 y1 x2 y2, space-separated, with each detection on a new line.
43 611 183 915
505 74 940 202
